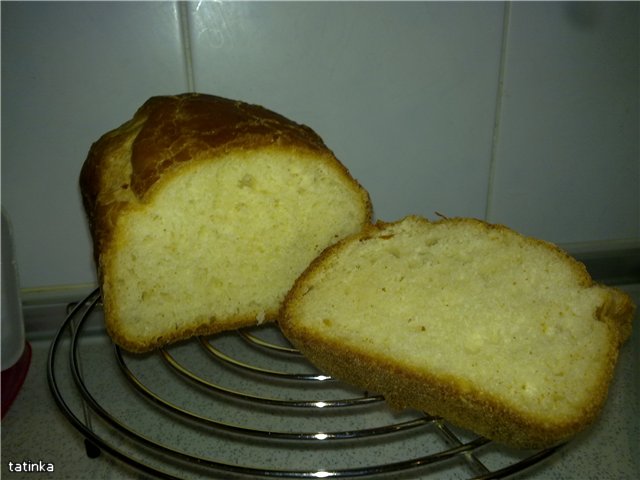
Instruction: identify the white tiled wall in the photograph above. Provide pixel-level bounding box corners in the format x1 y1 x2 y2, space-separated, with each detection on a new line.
490 2 639 243
2 1 638 290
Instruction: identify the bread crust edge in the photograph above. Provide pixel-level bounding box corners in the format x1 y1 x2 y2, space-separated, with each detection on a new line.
81 94 374 353
279 215 635 448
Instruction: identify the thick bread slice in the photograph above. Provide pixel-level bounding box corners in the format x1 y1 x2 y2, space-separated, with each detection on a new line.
280 216 634 448
80 93 372 353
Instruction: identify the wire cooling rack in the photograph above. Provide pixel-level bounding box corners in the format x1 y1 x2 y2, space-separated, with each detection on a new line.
47 288 563 479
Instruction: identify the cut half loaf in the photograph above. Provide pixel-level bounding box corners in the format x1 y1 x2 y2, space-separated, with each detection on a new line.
280 216 634 448
80 93 372 353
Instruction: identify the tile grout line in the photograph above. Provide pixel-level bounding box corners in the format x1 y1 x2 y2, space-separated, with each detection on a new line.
484 1 512 222
178 1 196 92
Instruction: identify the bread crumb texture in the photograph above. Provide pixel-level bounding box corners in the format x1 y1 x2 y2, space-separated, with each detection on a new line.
280 215 635 448
80 94 372 352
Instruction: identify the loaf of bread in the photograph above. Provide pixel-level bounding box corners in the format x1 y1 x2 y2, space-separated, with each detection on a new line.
280 215 634 448
80 93 372 353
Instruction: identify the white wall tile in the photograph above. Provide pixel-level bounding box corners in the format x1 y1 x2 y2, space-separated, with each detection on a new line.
1 1 188 288
187 1 505 223
5 1 636 291
489 2 639 244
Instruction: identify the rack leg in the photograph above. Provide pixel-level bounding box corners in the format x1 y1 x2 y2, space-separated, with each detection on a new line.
84 438 101 459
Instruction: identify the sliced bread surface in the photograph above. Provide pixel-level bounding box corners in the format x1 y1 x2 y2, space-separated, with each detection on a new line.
80 93 372 352
280 216 634 448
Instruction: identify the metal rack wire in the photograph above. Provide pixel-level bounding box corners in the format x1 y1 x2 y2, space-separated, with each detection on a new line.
48 288 563 479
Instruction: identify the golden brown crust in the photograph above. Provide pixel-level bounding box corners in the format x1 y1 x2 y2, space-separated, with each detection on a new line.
599 286 636 345
80 93 371 266
125 95 332 197
82 94 329 199
279 215 635 448
279 315 622 448
106 309 279 353
80 93 373 352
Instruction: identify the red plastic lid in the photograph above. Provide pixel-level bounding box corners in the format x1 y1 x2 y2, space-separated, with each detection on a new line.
1 342 32 419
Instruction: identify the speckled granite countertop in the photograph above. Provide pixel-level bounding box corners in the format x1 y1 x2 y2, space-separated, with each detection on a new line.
2 284 638 479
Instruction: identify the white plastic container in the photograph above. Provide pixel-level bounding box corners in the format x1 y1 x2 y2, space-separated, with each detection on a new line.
2 207 26 371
